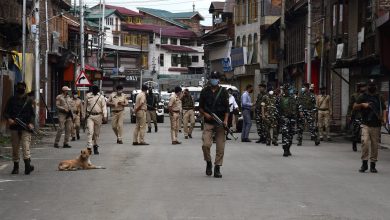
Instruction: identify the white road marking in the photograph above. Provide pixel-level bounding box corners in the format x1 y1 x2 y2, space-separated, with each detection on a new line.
0 179 23 183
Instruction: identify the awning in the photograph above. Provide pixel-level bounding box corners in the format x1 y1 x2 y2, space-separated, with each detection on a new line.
161 45 198 53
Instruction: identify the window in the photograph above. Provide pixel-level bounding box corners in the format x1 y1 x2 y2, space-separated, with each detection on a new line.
135 17 142 24
92 36 98 44
180 39 194 46
236 36 241 47
242 35 247 47
124 35 131 44
191 56 199 63
234 0 242 25
253 33 258 61
115 18 119 31
131 35 138 45
181 55 191 67
171 54 179 67
113 36 119 46
127 17 133 24
161 37 168 44
249 0 258 22
202 56 204 60
242 0 247 24
106 17 113 26
160 54 164 67
171 38 178 45
269 40 278 64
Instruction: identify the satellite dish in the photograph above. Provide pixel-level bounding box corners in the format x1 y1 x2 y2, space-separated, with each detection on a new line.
119 66 125 73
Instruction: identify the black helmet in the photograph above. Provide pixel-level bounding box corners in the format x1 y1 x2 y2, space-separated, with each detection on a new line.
209 71 221 79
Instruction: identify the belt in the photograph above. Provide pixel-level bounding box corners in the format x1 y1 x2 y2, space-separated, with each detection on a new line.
318 108 329 111
90 112 101 116
112 110 123 113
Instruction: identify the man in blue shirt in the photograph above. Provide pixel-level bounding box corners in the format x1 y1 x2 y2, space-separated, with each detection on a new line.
241 84 254 142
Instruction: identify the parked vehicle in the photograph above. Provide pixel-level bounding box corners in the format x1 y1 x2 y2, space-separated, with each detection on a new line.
129 89 164 123
160 91 171 113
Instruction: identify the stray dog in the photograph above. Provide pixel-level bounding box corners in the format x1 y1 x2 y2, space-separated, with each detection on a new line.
58 148 105 171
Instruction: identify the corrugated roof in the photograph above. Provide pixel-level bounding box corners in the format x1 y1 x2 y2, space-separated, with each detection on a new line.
138 8 187 28
85 9 117 19
105 5 143 17
123 24 198 38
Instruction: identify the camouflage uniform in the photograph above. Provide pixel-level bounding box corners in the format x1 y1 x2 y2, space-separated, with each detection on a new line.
279 86 297 156
297 91 320 146
255 91 267 142
262 93 280 146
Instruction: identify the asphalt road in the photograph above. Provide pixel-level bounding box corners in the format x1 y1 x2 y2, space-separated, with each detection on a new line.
1 115 390 220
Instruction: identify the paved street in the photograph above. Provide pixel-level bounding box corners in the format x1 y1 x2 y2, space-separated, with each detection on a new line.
1 113 390 220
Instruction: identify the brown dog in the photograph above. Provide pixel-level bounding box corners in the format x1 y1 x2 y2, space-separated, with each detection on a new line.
58 148 105 171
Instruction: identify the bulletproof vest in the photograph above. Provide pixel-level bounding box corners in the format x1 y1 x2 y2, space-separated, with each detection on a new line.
300 93 315 109
280 96 294 116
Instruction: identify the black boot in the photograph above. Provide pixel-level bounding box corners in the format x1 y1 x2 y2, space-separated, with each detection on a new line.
214 165 222 178
11 162 19 174
283 146 289 157
93 145 99 155
71 137 76 141
370 162 378 173
24 158 34 175
206 161 212 176
287 145 292 156
352 142 357 152
77 133 80 140
155 126 158 132
147 127 151 133
359 160 368 173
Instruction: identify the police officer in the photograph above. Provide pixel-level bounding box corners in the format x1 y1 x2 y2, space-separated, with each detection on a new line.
316 87 332 141
4 82 35 175
279 84 298 157
255 83 267 143
199 71 229 178
297 83 320 146
133 85 149 145
146 88 158 133
181 88 195 139
70 90 83 141
54 86 73 148
107 85 128 144
84 85 108 154
262 89 280 146
348 82 367 151
169 86 182 144
353 79 386 173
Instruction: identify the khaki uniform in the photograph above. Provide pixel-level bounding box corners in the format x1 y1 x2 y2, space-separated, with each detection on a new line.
84 92 107 148
361 125 380 162
108 92 128 141
168 93 182 142
69 98 83 139
55 94 73 145
181 94 195 137
316 94 332 139
133 91 147 143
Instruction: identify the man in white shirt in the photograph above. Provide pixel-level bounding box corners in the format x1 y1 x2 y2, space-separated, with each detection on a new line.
227 89 238 140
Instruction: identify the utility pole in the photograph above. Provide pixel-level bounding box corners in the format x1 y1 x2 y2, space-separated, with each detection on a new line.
34 0 40 126
80 0 85 71
307 0 312 83
22 0 27 81
140 38 143 89
100 0 105 64
45 0 49 120
319 17 325 87
278 0 285 85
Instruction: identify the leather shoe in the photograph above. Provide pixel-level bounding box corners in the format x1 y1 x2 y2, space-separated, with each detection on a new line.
71 137 76 141
172 141 182 145
242 139 251 142
117 140 123 144
138 142 149 145
188 134 192 138
63 144 72 148
132 142 139 145
54 143 59 148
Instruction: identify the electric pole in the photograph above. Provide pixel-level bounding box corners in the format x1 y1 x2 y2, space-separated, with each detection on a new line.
22 0 26 81
34 0 40 126
307 0 312 83
80 0 85 71
278 0 285 85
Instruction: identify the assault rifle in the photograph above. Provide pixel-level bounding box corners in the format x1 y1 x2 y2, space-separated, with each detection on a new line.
14 118 38 135
210 112 238 140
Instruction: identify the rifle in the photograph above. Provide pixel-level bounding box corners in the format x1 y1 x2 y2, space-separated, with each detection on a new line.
210 112 238 140
14 118 38 135
83 94 102 132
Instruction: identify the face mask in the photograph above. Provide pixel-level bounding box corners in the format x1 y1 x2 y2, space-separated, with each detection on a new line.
301 88 306 92
210 79 219 86
269 91 274 95
17 88 25 94
73 94 78 98
117 90 123 95
289 89 294 95
368 86 376 93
